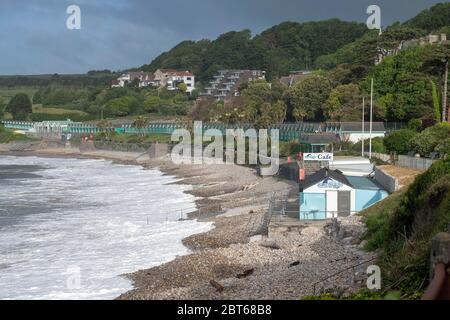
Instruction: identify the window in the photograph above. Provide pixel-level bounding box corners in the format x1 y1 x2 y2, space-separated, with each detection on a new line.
187 77 192 81
187 83 192 87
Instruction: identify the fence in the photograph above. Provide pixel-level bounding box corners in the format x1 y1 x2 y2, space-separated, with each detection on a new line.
367 152 437 170
2 120 407 143
397 155 436 170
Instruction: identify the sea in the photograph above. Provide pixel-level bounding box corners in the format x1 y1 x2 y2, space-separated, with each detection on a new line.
0 155 212 300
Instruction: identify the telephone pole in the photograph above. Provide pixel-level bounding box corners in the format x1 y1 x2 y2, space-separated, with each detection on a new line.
362 96 365 157
369 78 374 159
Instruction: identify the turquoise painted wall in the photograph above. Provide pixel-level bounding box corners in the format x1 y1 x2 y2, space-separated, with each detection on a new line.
354 189 388 211
300 193 326 220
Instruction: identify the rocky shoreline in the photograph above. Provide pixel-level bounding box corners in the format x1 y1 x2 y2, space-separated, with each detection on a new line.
0 143 376 300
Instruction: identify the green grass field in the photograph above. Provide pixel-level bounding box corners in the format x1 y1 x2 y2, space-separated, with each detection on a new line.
32 105 88 115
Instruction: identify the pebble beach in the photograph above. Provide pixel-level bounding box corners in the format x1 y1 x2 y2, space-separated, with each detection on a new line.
0 143 376 300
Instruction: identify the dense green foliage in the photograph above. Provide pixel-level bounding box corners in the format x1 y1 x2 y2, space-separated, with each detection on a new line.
141 20 368 81
285 75 332 121
409 122 450 156
350 137 386 154
324 84 363 121
383 129 418 154
0 99 5 120
363 44 449 122
0 72 116 88
405 2 450 33
362 157 450 299
1 2 449 126
6 93 32 120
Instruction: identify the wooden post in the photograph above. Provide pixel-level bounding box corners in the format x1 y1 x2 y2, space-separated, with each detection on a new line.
422 230 450 300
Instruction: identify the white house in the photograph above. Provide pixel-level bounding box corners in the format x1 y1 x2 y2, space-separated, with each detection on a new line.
112 72 157 88
153 69 195 93
166 71 195 93
339 122 386 143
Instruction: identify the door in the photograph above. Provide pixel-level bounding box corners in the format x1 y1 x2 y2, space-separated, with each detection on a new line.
338 191 351 217
326 190 338 218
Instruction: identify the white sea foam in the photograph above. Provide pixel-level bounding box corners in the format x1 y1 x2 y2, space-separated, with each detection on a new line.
0 155 212 300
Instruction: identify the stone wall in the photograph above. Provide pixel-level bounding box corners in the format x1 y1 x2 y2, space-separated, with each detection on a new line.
374 167 398 194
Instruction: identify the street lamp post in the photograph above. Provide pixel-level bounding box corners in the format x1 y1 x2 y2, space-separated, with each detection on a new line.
443 59 448 122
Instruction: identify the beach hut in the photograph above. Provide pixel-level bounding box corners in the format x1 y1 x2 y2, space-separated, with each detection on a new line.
299 168 388 220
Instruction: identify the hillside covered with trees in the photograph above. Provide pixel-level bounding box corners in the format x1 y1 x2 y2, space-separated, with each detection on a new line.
1 3 449 131
140 19 368 81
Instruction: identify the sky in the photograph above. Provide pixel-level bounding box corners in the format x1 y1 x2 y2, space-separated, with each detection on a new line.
0 0 445 75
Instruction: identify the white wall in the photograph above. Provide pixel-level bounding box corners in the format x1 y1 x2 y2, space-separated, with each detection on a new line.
344 132 385 143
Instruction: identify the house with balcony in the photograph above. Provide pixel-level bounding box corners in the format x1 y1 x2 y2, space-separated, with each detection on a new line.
201 69 266 101
112 69 195 93
153 69 195 93
112 71 157 88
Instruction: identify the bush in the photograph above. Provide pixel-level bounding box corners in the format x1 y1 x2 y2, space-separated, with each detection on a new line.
351 137 386 154
362 158 450 298
383 129 417 154
409 123 450 156
407 118 422 132
103 96 139 117
6 93 32 120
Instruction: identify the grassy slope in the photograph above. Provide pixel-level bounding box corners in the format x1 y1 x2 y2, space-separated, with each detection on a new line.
32 105 88 115
361 158 450 299
0 87 38 104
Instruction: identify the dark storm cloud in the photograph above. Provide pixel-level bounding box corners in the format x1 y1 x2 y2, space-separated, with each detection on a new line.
0 0 444 75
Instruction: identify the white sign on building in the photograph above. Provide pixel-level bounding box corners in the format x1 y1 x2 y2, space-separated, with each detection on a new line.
303 153 334 161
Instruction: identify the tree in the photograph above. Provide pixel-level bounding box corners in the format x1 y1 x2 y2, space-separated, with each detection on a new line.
240 80 286 128
133 116 150 136
383 129 417 154
410 123 450 156
103 96 138 117
176 82 187 93
6 93 32 120
286 75 332 121
324 84 363 121
363 45 437 122
191 97 216 122
97 120 114 140
431 80 441 122
0 98 5 120
143 96 161 113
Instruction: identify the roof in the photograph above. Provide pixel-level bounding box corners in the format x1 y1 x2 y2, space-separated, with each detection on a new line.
299 133 339 145
299 168 353 190
346 176 385 191
156 69 193 77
